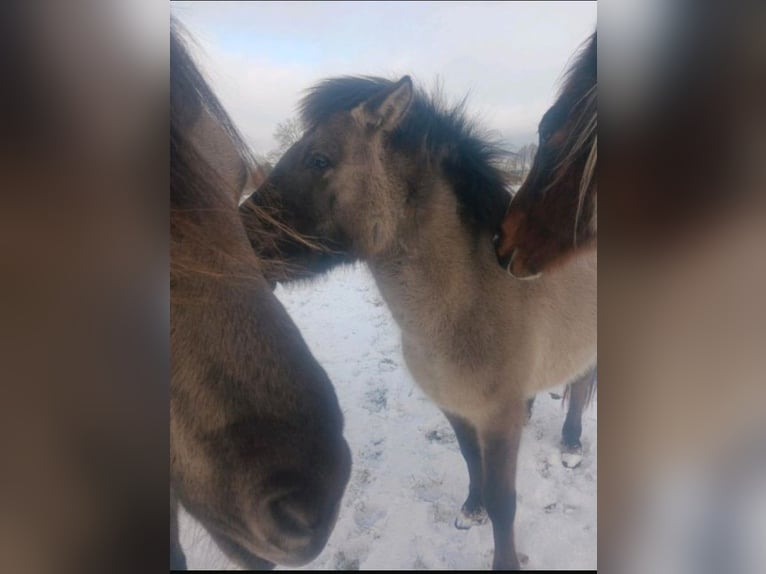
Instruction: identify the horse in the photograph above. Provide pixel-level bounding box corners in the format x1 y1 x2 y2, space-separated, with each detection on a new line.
496 32 597 467
495 33 597 280
170 19 351 570
497 34 597 468
240 75 596 569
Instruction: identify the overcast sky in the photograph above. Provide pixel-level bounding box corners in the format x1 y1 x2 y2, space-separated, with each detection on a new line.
172 1 596 155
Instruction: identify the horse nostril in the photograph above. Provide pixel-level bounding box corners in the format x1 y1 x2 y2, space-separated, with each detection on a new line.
270 492 321 537
496 248 511 268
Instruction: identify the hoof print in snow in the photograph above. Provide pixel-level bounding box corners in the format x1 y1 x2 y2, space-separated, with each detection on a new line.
425 427 456 445
354 501 387 529
355 467 372 485
363 388 388 413
378 357 397 372
454 505 488 529
561 443 584 468
360 437 385 462
334 551 360 570
537 457 552 479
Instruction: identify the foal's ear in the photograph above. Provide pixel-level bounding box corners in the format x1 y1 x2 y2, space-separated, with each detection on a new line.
360 76 413 132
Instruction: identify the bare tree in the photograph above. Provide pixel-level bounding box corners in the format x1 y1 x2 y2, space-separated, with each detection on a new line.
253 153 273 175
517 143 538 181
267 117 303 163
526 142 538 171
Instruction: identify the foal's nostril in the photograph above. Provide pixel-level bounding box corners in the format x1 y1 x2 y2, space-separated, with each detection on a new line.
270 492 321 537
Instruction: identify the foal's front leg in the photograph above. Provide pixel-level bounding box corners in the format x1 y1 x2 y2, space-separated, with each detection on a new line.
482 401 525 570
443 411 488 529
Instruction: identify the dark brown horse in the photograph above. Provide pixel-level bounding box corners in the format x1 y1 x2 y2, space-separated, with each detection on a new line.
495 33 597 280
170 19 350 570
497 34 597 470
241 75 596 569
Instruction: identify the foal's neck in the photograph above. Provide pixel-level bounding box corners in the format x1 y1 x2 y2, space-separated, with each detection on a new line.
368 177 501 325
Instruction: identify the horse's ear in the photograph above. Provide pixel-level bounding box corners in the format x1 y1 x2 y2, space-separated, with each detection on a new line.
360 76 413 132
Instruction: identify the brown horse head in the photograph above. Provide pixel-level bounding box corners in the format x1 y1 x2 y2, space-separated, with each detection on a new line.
496 32 597 279
170 19 350 569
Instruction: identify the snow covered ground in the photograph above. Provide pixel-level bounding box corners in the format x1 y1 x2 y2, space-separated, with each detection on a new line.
179 264 597 570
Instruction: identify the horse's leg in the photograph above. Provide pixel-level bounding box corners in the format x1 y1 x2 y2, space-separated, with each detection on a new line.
170 489 187 570
444 411 489 529
561 366 596 468
482 400 525 570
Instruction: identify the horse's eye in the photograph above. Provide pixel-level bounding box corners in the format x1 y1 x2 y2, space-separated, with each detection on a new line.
538 109 556 144
308 154 330 170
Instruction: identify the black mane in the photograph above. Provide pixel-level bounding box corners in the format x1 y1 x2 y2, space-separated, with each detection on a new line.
300 76 512 234
559 32 596 102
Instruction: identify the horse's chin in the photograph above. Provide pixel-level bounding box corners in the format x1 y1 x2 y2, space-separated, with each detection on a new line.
232 551 276 571
212 531 276 570
210 516 332 570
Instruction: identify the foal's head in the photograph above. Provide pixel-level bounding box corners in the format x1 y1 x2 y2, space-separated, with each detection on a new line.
496 32 597 279
170 20 350 569
242 75 509 270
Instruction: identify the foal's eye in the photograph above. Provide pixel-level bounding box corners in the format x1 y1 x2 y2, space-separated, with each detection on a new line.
307 154 331 170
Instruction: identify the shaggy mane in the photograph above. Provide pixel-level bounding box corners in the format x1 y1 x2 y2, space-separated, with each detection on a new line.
300 76 512 233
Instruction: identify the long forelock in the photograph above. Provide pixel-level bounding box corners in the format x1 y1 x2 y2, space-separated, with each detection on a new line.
544 33 597 243
171 18 319 283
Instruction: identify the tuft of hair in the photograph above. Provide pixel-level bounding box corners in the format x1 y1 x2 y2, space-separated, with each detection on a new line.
171 17 320 286
547 32 598 243
300 75 513 234
170 17 257 192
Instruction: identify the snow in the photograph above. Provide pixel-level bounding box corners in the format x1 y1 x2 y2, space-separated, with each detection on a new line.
178 264 597 570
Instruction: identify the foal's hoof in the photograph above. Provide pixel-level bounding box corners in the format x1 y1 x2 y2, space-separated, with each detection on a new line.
561 441 583 469
454 505 488 530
